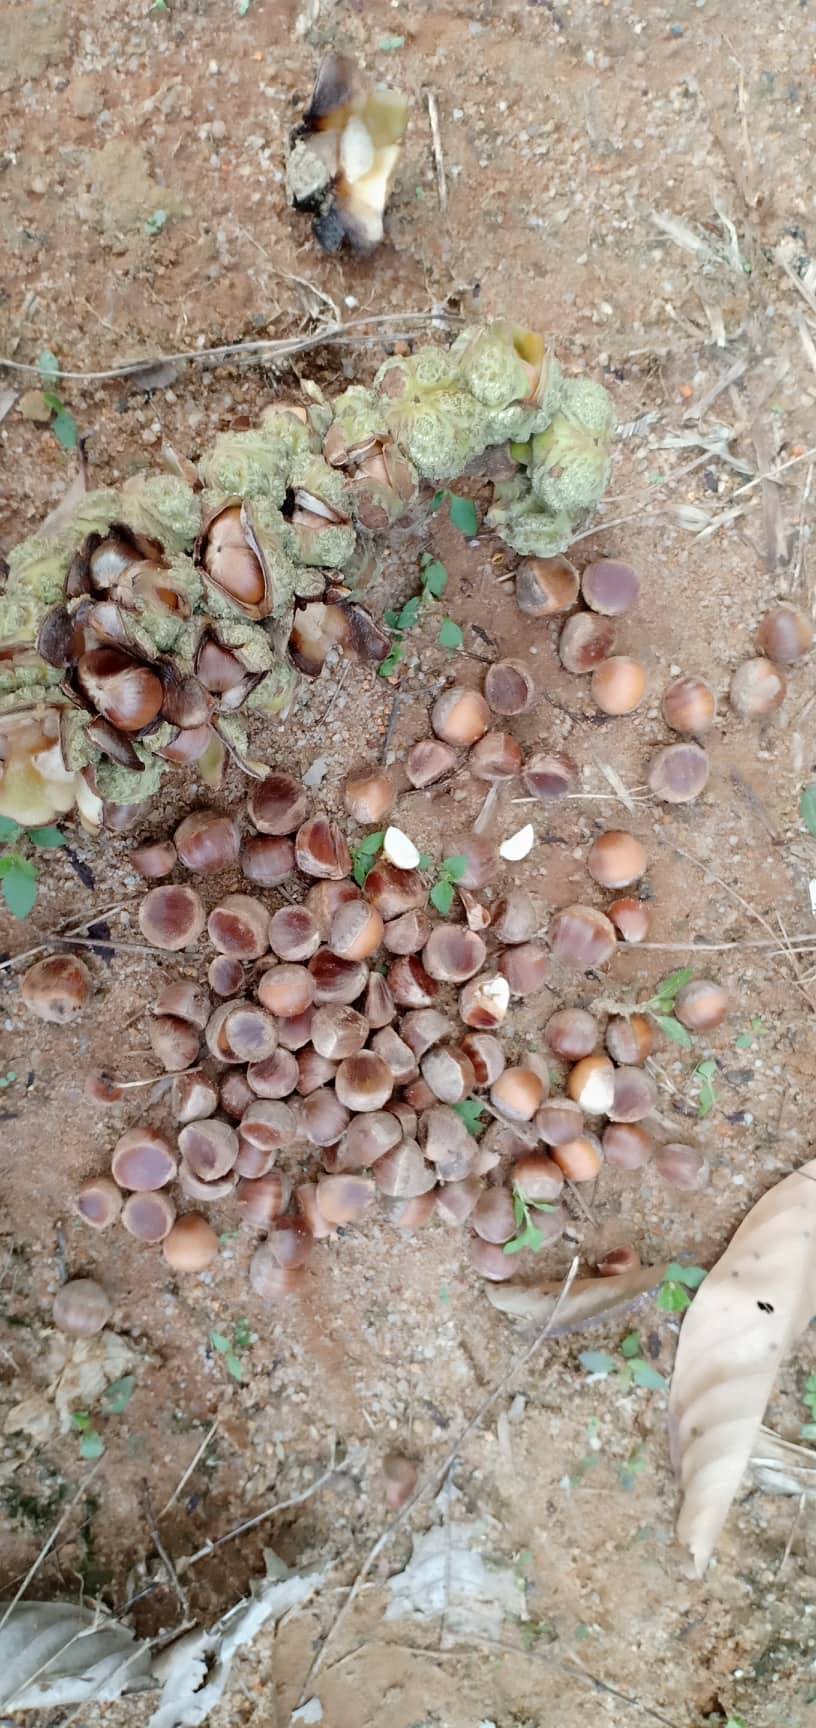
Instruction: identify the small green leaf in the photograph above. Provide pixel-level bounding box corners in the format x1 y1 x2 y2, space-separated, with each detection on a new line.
657 1281 691 1314
580 1350 616 1377
417 851 434 873
27 825 67 849
383 608 402 629
448 495 478 537
630 1361 667 1391
664 1262 706 1288
734 1033 753 1050
210 1330 231 1354
38 348 60 384
52 410 79 451
378 643 405 679
750 1015 766 1035
800 784 816 836
2 860 38 919
512 1192 527 1227
453 1097 487 1137
696 1058 716 1078
438 618 464 650
800 1422 816 1441
440 855 468 882
654 966 694 1003
71 1411 92 1432
102 1375 136 1414
696 1075 716 1119
429 879 455 916
620 1331 641 1359
0 816 22 842
42 389 64 415
145 208 168 236
396 595 422 631
357 831 385 856
422 560 449 598
224 1351 244 1382
79 1429 106 1460
376 32 404 49
430 490 448 512
653 1014 693 1048
233 1318 252 1351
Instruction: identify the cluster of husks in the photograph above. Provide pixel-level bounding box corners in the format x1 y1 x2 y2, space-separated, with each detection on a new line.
0 322 614 831
69 743 719 1296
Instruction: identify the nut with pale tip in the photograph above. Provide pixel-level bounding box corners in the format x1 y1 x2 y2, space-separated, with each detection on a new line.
234 1140 277 1179
515 555 579 617
309 948 369 1005
305 879 361 937
371 1026 417 1084
236 1171 292 1226
436 1175 482 1225
559 612 616 674
608 898 650 943
551 1133 603 1181
21 954 92 1022
335 1050 394 1111
449 834 498 890
316 1173 376 1223
330 899 385 961
381 908 431 956
178 1160 236 1203
388 954 438 1009
364 861 426 919
546 1007 599 1060
534 1097 584 1146
373 1143 435 1199
459 1031 506 1085
567 1052 615 1114
311 1003 369 1061
131 840 177 879
423 925 486 983
139 885 206 951
295 813 352 880
491 1065 546 1122
661 675 716 735
267 905 321 962
74 1176 123 1231
421 1043 475 1104
491 889 537 945
296 1047 338 1095
431 685 491 747
387 1191 438 1231
154 980 210 1029
757 604 813 665
296 1182 334 1240
248 771 309 835
587 830 646 889
275 1007 315 1050
239 1099 296 1152
174 810 240 874
675 979 728 1031
258 963 316 1019
511 1152 564 1202
163 1214 219 1271
590 656 646 716
405 738 458 787
336 1110 402 1170
247 1048 300 1097
148 1013 201 1073
53 1278 112 1336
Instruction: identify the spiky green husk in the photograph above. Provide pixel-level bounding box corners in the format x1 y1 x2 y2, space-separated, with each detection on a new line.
121 475 201 552
198 430 290 506
95 746 167 805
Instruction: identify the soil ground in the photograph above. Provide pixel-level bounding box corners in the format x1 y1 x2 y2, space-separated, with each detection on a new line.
2 1 816 1725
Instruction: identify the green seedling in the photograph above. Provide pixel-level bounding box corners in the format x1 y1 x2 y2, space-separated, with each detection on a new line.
101 1375 136 1415
640 966 695 1047
211 1318 255 1382
0 815 67 918
580 1330 667 1391
694 1057 717 1118
430 490 479 537
428 853 468 915
70 1371 137 1459
504 1187 558 1256
800 1373 816 1442
657 1262 707 1314
452 1097 488 1137
379 556 451 678
145 209 168 236
351 830 385 888
437 617 464 651
38 350 78 451
799 783 816 836
735 1015 766 1050
0 1072 16 1090
619 1445 649 1491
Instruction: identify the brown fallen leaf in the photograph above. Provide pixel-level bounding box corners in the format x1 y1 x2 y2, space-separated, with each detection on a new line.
486 1263 670 1333
749 1427 816 1498
669 1157 816 1575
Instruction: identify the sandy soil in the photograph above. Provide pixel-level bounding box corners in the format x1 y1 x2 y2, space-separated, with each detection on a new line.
2 1 816 1725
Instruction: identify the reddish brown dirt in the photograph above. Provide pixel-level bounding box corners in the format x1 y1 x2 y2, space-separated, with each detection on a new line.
2 2 816 1726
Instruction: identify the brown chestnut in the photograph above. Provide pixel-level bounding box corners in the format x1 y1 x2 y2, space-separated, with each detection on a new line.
587 830 647 889
559 613 616 674
548 905 617 970
567 1053 615 1114
131 840 177 879
552 1134 603 1181
522 751 577 802
53 1278 112 1335
240 835 296 888
178 1118 238 1180
757 604 813 665
219 1070 256 1118
248 771 309 835
388 954 438 1009
405 737 458 787
491 889 537 945
74 1176 123 1231
208 893 269 958
608 898 650 943
310 1004 368 1061
111 1126 176 1190
139 885 205 951
171 1069 219 1124
122 1190 176 1242
421 1043 476 1105
237 1172 293 1226
330 900 385 961
295 814 352 880
546 1007 599 1060
364 971 396 1029
336 1110 402 1170
364 863 426 919
21 954 92 1023
450 835 498 890
267 905 321 963
163 1214 218 1271
653 1142 709 1190
648 742 710 803
249 1256 306 1301
469 1237 517 1280
174 810 239 874
534 1097 584 1146
431 685 491 747
491 1065 546 1122
511 1151 564 1202
305 879 360 937
239 1099 296 1152
436 1176 482 1225
257 963 316 1019
468 730 524 782
343 765 396 825
247 1048 300 1097
371 1026 417 1084
335 1051 394 1112
605 1013 653 1065
316 1173 376 1223
154 980 210 1029
662 675 716 735
423 925 486 983
608 1065 657 1122
472 1187 516 1244
309 949 369 1005
515 555 579 617
208 954 245 997
674 979 729 1031
483 659 536 716
299 1086 351 1146
373 1143 435 1199
581 559 639 616
591 656 647 716
178 1161 236 1203
275 1008 314 1050
400 1008 456 1058
296 1181 334 1240
381 909 431 956
498 942 549 996
602 1122 654 1169
148 1013 200 1073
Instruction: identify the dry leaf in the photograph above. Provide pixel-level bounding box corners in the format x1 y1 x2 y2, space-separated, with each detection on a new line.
0 1602 151 1709
39 453 89 538
386 1514 524 1643
52 1332 145 1432
749 1427 816 1498
487 1264 669 1333
669 1158 816 1574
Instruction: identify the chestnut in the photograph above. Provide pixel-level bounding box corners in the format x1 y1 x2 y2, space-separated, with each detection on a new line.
381 909 431 956
602 1122 654 1169
249 1255 306 1301
472 1188 516 1244
552 1133 603 1182
163 1214 218 1271
306 879 361 937
131 840 177 879
122 1190 176 1242
208 954 245 997
371 1026 417 1084
459 1031 506 1085
459 973 510 1028
309 949 369 1005
364 971 396 1029
295 814 352 880
208 894 269 958
469 1237 516 1280
421 1043 476 1105
205 1001 246 1063
335 1051 394 1112
546 1007 598 1061
235 1140 278 1179
387 954 438 1009
662 675 716 735
311 1003 369 1060
343 765 396 825
219 1070 256 1118
300 1086 351 1146
484 659 536 717
608 1064 657 1122
597 1244 641 1276
239 1099 296 1152
559 613 616 674
248 771 309 835
401 1008 456 1057
674 979 728 1030
648 742 710 803
653 1142 708 1190
548 905 617 970
587 830 647 890
266 906 320 964
391 1100 418 1139
364 863 425 919
275 1008 315 1049
468 730 524 782
247 1048 299 1097
498 942 549 996
178 1161 236 1202
534 1097 584 1146
139 885 205 951
111 1126 176 1190
237 1172 293 1227
581 559 639 616
605 1013 653 1065
515 555 579 617
178 1118 238 1180
330 900 385 961
337 1110 402 1170
148 1013 200 1073
241 835 296 887
591 656 647 716
435 1177 480 1225
21 954 91 1023
174 810 239 874
154 980 210 1029
74 1176 123 1231
450 835 498 890
608 898 650 943
53 1278 112 1335
757 604 813 665
421 1103 478 1170
373 1143 435 1199
511 1151 564 1202
423 925 486 983
403 1077 437 1112
491 889 537 945
491 1065 546 1122
296 1182 334 1240
77 647 163 731
431 686 491 747
258 963 316 1019
405 738 458 787
522 751 577 801
317 1173 376 1223
567 1053 615 1114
